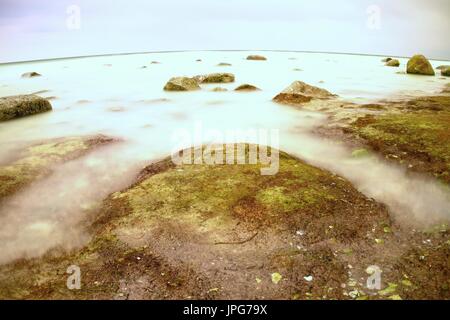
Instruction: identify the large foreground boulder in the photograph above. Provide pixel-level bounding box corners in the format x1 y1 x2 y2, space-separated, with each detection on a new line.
163 77 200 91
406 55 435 76
273 81 336 105
0 95 52 121
195 73 235 84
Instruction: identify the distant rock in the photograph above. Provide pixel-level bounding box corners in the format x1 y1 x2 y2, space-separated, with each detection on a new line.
381 57 392 63
21 72 41 78
163 77 200 91
234 84 260 91
196 59 202 62
195 73 235 84
0 94 52 121
246 55 267 61
406 55 435 76
211 87 228 92
273 81 336 105
150 61 160 64
385 59 400 67
441 66 450 77
436 65 448 70
217 63 232 66
293 68 303 72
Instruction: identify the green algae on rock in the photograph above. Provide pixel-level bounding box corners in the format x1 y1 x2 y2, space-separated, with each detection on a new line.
273 81 336 105
0 135 115 200
406 55 435 76
0 95 52 122
163 77 200 91
350 96 450 183
195 73 235 84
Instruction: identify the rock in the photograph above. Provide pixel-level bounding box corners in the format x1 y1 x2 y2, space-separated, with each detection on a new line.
382 57 393 63
273 81 336 105
436 65 448 70
217 63 231 66
441 66 450 77
246 55 267 61
194 73 235 84
406 55 435 76
196 59 202 62
150 61 160 64
21 72 41 78
0 95 52 121
234 84 260 91
163 77 200 91
293 68 303 72
211 87 228 92
386 59 400 67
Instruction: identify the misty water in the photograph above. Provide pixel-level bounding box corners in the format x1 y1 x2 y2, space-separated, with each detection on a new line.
0 51 449 264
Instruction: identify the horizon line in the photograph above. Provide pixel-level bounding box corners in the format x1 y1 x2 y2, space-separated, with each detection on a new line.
1 49 449 65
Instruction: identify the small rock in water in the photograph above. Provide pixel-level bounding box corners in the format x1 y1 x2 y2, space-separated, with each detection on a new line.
163 77 201 91
21 72 41 78
246 55 267 61
382 57 393 63
0 94 52 121
273 81 336 105
195 73 235 84
234 84 260 91
406 54 435 76
385 59 400 67
441 66 450 77
211 87 228 92
217 62 231 66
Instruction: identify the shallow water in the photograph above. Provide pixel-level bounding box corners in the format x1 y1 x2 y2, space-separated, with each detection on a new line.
0 51 449 264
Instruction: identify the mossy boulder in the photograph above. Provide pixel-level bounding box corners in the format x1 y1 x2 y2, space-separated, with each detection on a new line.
406 55 435 76
0 95 52 121
234 84 260 91
386 59 400 67
273 81 336 105
246 55 267 61
194 73 235 84
0 135 114 200
163 77 200 91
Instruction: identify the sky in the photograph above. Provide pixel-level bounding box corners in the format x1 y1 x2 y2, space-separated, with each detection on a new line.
0 0 449 63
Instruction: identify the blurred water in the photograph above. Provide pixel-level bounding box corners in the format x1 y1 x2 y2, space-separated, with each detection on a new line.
0 51 449 263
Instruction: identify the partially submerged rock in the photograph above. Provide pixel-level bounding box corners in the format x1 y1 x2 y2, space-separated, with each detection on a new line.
382 57 393 63
163 77 200 91
234 84 260 91
195 73 235 84
385 59 400 67
211 87 228 92
441 66 450 77
0 135 114 200
436 65 448 70
273 81 336 105
0 95 52 121
21 72 41 78
217 62 232 66
406 55 435 76
246 55 267 61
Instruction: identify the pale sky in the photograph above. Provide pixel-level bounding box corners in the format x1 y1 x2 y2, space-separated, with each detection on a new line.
0 0 449 63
